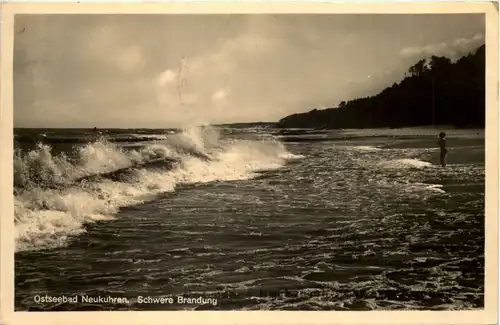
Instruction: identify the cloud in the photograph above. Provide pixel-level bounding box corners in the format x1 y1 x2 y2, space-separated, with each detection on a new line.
157 69 177 86
399 33 484 60
212 89 229 102
149 16 383 126
14 15 485 128
152 30 289 125
115 46 145 72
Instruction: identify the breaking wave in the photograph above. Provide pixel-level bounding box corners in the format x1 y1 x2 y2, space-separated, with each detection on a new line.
14 126 300 252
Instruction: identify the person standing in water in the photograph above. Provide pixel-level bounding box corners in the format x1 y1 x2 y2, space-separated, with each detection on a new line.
438 132 447 167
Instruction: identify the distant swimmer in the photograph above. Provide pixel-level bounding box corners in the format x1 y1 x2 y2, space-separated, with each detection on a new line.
437 131 447 167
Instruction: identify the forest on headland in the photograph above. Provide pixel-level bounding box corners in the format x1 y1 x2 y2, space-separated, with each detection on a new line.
277 45 485 129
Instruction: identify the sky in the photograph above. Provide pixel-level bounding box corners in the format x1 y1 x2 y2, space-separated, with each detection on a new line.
14 14 485 128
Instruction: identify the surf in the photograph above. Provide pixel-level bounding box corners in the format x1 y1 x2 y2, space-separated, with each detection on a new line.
14 126 300 253
379 158 433 169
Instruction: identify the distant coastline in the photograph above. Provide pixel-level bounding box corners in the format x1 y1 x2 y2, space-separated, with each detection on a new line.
277 45 485 130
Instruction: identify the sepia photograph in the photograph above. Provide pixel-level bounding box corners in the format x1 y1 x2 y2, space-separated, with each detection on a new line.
1 2 498 325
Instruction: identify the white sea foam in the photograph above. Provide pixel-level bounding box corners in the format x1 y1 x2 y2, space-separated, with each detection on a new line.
352 145 381 152
380 158 433 169
130 134 169 140
333 144 381 152
14 126 301 252
401 182 446 194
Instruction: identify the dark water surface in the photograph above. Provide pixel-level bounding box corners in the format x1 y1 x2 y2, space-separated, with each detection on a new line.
14 127 485 310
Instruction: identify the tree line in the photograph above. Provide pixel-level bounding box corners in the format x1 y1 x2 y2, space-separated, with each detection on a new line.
277 44 485 129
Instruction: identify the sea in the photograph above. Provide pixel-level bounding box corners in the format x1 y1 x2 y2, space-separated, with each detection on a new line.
13 125 485 311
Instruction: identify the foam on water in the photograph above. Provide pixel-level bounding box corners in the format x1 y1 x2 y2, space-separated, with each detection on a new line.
332 144 382 153
14 126 300 252
130 134 169 140
14 128 484 311
380 158 433 169
352 145 381 152
411 183 446 193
